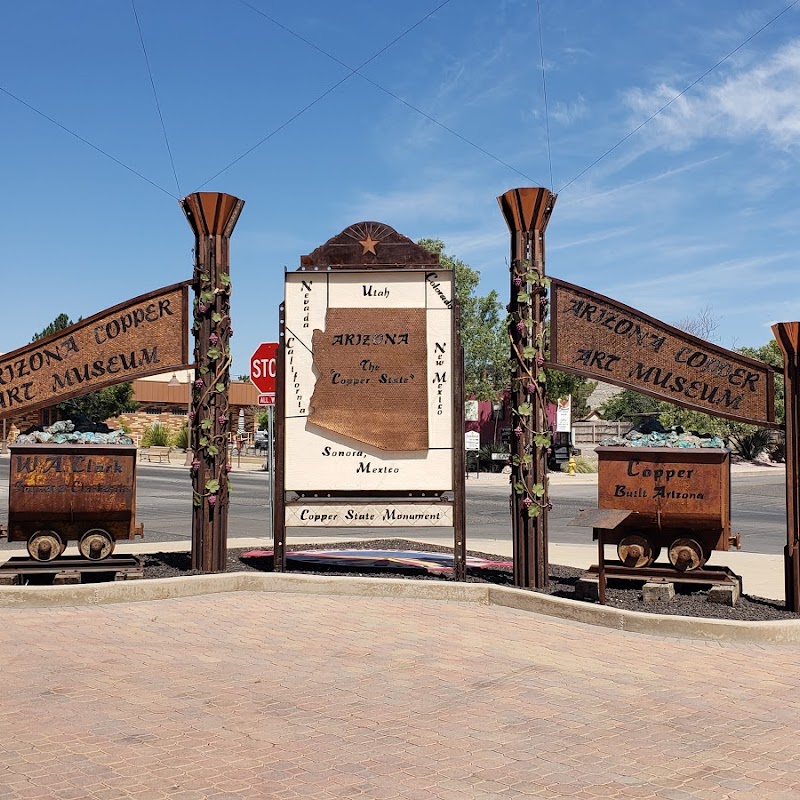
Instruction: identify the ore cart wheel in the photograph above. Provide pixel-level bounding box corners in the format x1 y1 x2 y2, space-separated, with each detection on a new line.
617 534 660 568
27 531 64 562
668 537 706 572
78 529 115 561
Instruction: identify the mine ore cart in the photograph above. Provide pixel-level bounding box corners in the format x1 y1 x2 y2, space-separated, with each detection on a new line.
2 444 144 561
596 446 739 572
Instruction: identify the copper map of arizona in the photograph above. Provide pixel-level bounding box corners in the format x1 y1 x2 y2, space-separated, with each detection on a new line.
308 307 428 451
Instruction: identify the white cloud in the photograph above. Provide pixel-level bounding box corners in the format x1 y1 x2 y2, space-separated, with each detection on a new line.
549 96 588 127
625 39 800 152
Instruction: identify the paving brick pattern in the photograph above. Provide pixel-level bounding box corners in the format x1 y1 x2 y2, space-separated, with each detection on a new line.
1 592 800 799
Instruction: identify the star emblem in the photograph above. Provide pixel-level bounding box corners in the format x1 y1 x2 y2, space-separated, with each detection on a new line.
359 235 379 255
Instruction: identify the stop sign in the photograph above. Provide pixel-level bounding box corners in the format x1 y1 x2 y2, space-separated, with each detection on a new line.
250 342 278 394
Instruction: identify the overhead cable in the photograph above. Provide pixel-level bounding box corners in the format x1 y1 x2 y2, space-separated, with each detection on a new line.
537 0 554 190
558 0 800 194
196 0 546 189
131 0 182 196
0 84 178 199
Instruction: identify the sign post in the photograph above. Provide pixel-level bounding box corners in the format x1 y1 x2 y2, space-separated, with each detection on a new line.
465 430 480 480
251 341 279 542
773 323 800 612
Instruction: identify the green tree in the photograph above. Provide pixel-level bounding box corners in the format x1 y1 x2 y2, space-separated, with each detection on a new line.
417 238 597 409
56 383 137 424
739 339 784 423
598 338 784 446
545 370 597 420
31 313 72 342
418 238 507 400
32 314 138 423
599 389 663 423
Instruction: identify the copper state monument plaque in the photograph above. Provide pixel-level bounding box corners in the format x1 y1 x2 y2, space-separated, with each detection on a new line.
308 308 428 451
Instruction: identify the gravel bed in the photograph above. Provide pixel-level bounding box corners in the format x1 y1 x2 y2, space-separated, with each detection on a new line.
142 539 798 623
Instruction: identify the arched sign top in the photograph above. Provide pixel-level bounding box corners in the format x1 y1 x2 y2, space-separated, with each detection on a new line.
300 221 440 269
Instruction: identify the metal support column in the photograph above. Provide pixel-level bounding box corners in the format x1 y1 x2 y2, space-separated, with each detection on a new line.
181 192 244 573
773 322 800 612
497 188 556 589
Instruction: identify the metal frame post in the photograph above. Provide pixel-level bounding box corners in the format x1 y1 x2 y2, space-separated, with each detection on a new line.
773 322 800 612
181 192 244 573
497 188 556 589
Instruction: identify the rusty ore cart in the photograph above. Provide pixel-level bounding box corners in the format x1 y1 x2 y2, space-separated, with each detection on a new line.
595 446 739 572
2 444 144 561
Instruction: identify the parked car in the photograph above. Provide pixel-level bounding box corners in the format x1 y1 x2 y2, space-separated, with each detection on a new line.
254 430 269 453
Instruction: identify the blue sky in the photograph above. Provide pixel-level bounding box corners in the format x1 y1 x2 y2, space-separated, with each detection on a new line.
2 0 799 377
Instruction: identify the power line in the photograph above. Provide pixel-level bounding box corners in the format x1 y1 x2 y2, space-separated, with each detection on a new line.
537 0 553 190
558 0 800 194
197 0 455 188
197 0 546 189
0 84 178 199
131 0 182 196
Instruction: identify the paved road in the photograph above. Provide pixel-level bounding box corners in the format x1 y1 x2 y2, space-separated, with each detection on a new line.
2 590 800 799
0 460 789 555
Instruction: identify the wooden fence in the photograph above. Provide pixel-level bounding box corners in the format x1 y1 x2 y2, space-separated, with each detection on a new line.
572 421 632 445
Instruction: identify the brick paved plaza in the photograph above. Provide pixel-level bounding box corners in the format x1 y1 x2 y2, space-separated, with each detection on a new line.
1 590 800 799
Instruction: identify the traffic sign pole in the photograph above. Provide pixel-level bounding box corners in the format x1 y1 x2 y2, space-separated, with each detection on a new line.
250 341 279 546
267 404 274 538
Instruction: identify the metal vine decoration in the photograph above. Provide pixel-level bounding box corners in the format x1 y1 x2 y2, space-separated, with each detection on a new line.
190 262 233 509
508 258 552 518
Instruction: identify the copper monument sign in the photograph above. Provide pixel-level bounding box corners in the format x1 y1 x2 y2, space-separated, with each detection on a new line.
549 279 776 427
275 221 466 579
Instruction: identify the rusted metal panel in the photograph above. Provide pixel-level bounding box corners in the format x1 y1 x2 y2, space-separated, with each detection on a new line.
300 222 440 269
773 321 800 612
549 279 777 428
0 282 191 420
596 446 730 550
7 444 139 545
307 307 429 451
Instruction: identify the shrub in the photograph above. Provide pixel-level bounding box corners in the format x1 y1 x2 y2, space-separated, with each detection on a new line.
727 427 772 461
478 443 510 472
572 457 597 473
141 423 171 448
767 431 785 463
171 424 189 450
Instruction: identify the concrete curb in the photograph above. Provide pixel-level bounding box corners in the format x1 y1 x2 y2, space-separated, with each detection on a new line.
2 571 798 644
